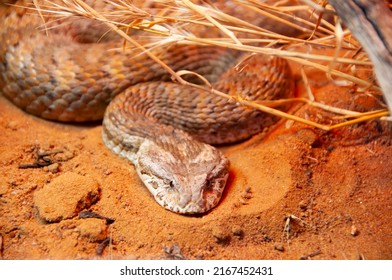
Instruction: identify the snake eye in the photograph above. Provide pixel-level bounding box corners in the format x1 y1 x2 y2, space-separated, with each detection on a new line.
169 180 175 188
163 179 175 189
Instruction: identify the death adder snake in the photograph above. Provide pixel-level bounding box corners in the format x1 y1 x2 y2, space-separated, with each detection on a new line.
0 0 294 214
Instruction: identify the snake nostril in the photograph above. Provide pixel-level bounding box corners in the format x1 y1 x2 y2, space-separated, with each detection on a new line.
205 179 212 190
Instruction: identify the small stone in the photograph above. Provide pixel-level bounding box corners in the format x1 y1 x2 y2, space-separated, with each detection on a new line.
212 227 229 244
262 234 273 242
300 212 308 219
326 146 335 152
103 168 112 176
351 225 359 236
231 226 244 237
164 244 184 260
34 172 100 223
6 121 19 130
61 150 75 161
46 163 60 173
298 200 308 211
241 187 253 199
76 218 108 242
274 243 284 252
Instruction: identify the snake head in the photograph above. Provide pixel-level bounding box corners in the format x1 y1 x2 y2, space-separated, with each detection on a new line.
135 137 230 214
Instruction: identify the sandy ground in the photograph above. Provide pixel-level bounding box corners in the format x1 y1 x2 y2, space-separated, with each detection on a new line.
0 63 391 260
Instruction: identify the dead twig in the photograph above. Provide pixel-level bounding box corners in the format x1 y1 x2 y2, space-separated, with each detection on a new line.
283 214 311 241
18 148 64 169
299 249 322 260
79 211 115 225
96 237 111 256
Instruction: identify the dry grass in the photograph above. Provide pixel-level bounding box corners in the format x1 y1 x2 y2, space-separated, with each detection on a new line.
30 0 390 129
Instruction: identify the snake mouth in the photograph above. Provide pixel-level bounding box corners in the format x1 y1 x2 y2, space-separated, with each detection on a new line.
174 202 204 214
149 189 205 214
142 169 229 215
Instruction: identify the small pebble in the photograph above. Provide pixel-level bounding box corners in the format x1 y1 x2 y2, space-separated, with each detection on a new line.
61 150 75 161
46 163 60 173
231 226 243 237
77 218 108 242
6 121 19 130
274 244 284 252
351 225 359 236
298 200 308 211
164 244 184 260
212 228 229 244
103 168 113 176
231 226 244 239
241 187 253 199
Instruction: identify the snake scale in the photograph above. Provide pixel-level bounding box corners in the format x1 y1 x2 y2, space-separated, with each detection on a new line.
0 0 294 214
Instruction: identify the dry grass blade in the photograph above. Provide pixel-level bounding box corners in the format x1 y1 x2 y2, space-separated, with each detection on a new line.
34 0 389 129
179 0 242 44
60 0 186 83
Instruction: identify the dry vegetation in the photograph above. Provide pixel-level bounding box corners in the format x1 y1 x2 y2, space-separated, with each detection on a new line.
28 0 390 129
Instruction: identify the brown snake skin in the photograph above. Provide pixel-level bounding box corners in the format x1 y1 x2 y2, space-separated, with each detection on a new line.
0 0 294 214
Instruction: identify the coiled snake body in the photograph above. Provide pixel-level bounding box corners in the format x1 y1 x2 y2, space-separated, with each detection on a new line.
0 0 294 214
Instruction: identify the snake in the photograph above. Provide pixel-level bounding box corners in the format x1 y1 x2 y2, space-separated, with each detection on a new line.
0 0 294 214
